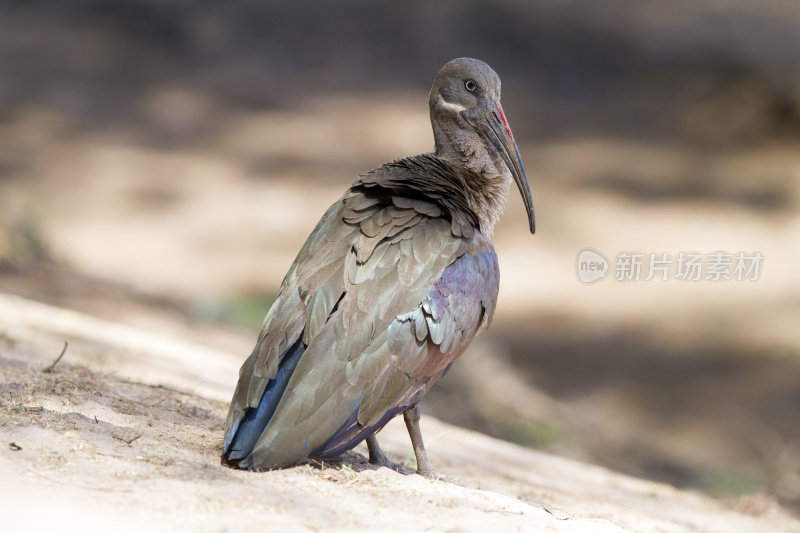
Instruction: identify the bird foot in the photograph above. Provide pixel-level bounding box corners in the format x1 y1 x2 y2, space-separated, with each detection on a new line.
417 468 443 481
366 435 414 474
369 454 414 475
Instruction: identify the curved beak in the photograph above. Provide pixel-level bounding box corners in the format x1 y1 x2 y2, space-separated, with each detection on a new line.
482 103 535 234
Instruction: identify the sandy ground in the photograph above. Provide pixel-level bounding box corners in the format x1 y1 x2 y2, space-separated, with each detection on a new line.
1 293 799 533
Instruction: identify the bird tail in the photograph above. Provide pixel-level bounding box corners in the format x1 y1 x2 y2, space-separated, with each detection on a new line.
221 338 305 467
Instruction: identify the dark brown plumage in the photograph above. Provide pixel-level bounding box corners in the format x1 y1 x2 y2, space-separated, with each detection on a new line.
221 57 534 475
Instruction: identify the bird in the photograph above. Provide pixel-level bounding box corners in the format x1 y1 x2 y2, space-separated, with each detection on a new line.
221 57 534 476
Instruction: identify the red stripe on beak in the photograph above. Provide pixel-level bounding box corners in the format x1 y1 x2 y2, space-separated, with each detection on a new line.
495 103 514 141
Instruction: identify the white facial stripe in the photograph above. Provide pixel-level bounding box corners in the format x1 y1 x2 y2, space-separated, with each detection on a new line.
437 94 467 114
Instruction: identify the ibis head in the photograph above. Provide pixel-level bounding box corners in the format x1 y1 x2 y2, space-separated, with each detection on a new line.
429 57 535 234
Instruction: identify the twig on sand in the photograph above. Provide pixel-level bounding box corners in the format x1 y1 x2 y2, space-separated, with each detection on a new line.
113 434 142 446
43 341 69 373
146 393 171 407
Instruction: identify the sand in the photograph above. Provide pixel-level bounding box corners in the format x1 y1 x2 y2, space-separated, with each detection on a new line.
1 293 797 532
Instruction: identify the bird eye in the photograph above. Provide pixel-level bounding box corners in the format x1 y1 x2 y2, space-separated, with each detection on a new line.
464 80 477 92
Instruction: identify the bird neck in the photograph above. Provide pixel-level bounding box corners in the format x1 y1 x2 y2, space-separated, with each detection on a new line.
432 122 511 236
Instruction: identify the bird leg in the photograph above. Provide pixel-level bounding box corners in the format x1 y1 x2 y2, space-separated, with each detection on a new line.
366 434 412 474
403 405 435 478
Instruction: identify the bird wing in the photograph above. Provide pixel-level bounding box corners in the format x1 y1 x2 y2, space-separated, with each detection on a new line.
223 197 356 442
312 240 500 460
224 183 486 468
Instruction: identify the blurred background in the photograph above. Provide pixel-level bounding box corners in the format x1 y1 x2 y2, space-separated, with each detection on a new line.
1 0 798 512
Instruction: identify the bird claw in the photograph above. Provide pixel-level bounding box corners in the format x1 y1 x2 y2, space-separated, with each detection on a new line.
371 457 441 479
